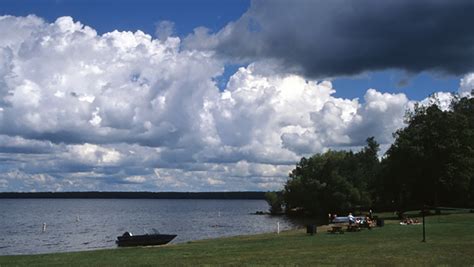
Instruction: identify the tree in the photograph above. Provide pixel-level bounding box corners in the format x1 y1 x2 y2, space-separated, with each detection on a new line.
281 93 473 216
380 95 474 210
283 138 380 216
265 191 284 214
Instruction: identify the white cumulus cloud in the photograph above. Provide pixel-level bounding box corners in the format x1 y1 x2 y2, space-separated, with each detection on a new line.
0 15 458 192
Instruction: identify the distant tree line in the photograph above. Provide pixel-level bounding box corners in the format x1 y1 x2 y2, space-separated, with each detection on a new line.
0 191 266 200
268 93 474 215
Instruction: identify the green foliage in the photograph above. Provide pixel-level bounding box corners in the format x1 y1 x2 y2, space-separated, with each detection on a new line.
284 138 380 215
283 93 474 214
264 191 283 214
380 95 474 210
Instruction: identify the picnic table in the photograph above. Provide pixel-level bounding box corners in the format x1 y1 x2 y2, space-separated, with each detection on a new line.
346 224 361 232
328 225 344 234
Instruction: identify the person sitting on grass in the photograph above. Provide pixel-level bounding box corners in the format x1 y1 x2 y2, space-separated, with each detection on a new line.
365 215 373 228
400 217 415 225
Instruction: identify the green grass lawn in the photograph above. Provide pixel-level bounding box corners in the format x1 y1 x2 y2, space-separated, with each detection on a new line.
1 213 473 266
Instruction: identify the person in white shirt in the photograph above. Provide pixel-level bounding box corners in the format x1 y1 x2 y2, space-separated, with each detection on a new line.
348 212 355 224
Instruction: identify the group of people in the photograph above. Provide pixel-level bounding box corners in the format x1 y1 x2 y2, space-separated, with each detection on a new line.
400 217 420 225
349 212 374 228
328 210 375 228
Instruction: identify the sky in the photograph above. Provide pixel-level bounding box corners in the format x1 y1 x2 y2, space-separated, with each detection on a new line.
0 0 473 192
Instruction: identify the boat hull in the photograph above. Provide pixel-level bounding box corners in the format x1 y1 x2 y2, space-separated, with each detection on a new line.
116 234 177 247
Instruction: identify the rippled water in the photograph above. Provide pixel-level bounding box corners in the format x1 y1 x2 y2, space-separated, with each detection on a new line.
0 199 303 255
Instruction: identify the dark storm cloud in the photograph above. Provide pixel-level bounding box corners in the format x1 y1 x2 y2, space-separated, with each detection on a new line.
210 0 474 78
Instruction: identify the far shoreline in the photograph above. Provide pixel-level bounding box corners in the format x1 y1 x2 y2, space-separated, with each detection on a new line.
0 191 266 200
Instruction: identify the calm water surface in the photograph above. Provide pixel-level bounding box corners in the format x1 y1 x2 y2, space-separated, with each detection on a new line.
0 199 303 255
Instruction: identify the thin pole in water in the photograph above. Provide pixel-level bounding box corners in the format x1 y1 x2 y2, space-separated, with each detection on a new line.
42 223 47 232
277 222 280 234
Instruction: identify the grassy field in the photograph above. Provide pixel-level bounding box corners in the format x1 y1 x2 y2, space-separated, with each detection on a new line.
1 212 473 266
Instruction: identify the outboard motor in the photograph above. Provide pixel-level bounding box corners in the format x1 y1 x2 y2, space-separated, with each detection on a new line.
122 232 133 237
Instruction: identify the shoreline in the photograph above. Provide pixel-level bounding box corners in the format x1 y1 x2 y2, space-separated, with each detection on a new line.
1 212 473 266
0 212 432 257
0 210 439 257
0 191 266 200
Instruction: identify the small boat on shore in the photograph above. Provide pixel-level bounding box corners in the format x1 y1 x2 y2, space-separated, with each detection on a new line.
116 231 177 247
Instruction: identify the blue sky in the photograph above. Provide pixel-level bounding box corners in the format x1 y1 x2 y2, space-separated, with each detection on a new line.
0 0 472 192
332 71 460 100
1 0 249 36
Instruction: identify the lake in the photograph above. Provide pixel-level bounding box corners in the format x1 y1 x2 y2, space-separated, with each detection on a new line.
0 199 304 255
